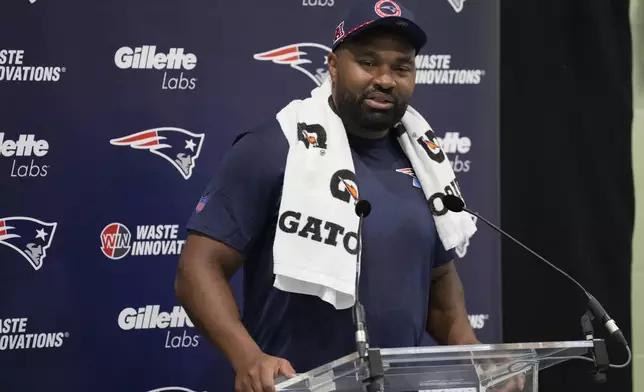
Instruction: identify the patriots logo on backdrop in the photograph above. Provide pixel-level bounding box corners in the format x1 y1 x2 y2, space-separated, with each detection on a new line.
0 217 57 271
110 127 205 180
396 168 421 188
253 43 332 86
447 0 466 13
146 388 199 392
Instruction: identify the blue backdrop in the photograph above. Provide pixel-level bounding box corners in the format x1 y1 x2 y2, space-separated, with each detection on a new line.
0 0 499 390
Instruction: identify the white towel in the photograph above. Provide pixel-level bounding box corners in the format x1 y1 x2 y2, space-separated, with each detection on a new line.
272 77 477 310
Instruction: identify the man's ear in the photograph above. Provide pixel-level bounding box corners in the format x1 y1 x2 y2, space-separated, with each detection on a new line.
327 53 338 84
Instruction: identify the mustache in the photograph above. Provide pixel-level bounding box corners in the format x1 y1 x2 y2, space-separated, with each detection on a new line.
361 89 398 104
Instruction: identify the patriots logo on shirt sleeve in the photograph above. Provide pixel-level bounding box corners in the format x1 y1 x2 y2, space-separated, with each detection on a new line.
0 217 57 271
110 127 205 180
253 43 332 86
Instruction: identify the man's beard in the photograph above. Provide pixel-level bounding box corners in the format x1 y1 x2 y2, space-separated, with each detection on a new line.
334 81 408 132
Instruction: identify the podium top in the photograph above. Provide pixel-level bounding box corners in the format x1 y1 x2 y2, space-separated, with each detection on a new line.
275 340 595 391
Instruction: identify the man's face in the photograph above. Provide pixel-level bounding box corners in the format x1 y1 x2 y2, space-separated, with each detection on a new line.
329 28 417 132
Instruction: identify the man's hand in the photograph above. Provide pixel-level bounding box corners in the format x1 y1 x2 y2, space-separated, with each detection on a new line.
487 374 525 392
478 359 526 392
235 352 297 392
487 373 526 392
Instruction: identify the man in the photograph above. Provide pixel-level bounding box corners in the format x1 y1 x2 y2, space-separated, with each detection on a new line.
175 1 523 391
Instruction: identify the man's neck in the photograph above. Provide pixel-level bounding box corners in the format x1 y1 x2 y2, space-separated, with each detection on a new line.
346 127 389 140
328 95 389 140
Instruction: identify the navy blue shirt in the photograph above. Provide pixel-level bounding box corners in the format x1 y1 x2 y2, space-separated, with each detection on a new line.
186 118 456 373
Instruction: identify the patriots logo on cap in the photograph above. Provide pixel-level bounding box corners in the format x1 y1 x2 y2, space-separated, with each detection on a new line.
375 0 402 17
253 43 332 87
0 217 57 271
110 127 205 180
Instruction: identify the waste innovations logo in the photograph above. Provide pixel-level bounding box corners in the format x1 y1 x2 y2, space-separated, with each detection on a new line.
253 45 484 87
114 46 198 90
0 217 57 271
0 49 65 82
109 127 205 180
0 317 69 351
415 54 485 85
468 314 489 330
0 133 51 178
100 223 185 260
118 305 200 349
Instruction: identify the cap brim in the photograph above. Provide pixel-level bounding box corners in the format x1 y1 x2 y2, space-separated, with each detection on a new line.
336 17 427 53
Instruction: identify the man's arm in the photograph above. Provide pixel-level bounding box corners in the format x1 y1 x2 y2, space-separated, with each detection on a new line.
175 232 263 371
174 125 296 391
426 261 525 391
426 260 479 345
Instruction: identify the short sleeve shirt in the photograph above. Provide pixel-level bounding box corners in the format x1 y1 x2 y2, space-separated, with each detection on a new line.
187 118 456 372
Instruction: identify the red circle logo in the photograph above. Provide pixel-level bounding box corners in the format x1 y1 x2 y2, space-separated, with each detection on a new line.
374 0 402 17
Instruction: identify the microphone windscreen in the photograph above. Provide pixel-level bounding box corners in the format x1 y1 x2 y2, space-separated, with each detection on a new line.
442 194 465 212
355 200 372 217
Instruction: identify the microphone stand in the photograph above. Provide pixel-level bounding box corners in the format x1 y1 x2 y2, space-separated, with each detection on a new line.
353 200 384 392
580 305 609 383
440 194 629 384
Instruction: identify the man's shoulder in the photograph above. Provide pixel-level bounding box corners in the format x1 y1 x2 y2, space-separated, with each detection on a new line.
232 118 286 149
221 117 289 179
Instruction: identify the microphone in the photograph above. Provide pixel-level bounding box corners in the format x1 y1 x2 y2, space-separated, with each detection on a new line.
441 194 629 349
356 199 372 218
353 199 385 392
353 199 371 360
